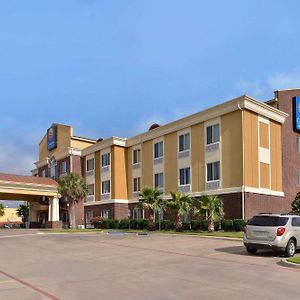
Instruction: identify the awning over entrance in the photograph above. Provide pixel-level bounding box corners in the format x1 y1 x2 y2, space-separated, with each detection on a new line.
0 173 61 228
0 173 58 201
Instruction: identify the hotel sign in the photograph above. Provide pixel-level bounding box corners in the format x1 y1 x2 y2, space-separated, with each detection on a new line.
47 125 57 151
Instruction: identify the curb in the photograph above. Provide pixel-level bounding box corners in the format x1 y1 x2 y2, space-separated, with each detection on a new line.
153 233 242 242
278 258 300 269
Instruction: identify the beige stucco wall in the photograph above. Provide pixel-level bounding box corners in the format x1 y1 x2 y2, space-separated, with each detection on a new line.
191 123 204 192
142 141 153 188
111 146 128 199
221 110 243 188
164 132 178 193
243 110 259 188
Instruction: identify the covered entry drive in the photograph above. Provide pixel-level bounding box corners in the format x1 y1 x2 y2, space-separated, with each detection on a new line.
0 173 62 228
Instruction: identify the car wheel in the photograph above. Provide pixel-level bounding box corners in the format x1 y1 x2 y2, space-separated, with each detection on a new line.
246 247 257 254
285 239 296 257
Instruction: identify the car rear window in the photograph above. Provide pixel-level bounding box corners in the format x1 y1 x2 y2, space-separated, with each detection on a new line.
248 216 289 226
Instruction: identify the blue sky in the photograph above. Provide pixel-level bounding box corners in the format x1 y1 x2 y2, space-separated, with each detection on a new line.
1 0 300 174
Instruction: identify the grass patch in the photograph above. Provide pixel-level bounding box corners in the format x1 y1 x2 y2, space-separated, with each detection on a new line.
43 228 243 238
287 256 300 264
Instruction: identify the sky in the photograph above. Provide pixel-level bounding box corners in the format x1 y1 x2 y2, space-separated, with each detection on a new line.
1 0 300 175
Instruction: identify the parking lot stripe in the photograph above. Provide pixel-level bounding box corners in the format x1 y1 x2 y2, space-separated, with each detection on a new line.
0 270 60 300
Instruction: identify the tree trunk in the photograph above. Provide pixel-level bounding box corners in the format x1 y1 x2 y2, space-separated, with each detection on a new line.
69 201 76 229
208 217 214 232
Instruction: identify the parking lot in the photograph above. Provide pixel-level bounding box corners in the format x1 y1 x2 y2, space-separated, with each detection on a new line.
0 229 299 300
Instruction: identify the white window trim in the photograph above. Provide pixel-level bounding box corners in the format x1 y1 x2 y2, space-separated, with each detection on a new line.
132 148 142 165
206 123 220 145
206 161 221 182
101 180 111 195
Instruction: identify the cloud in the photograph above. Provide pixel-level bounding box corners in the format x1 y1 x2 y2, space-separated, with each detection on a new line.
267 71 300 90
236 69 300 99
0 144 35 175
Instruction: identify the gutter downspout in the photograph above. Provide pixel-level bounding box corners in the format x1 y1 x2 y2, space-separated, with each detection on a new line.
238 102 245 220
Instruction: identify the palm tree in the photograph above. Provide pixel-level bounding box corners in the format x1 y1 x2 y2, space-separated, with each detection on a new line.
138 187 164 223
167 191 193 231
199 195 224 232
58 173 88 228
0 203 5 217
16 204 29 222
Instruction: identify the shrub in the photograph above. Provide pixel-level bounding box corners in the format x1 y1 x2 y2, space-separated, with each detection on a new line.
182 222 191 230
101 219 112 229
119 219 130 229
161 220 175 230
233 219 246 231
147 221 156 231
90 216 103 228
130 219 149 230
200 220 208 231
214 221 222 231
110 219 119 229
222 219 234 231
191 220 202 231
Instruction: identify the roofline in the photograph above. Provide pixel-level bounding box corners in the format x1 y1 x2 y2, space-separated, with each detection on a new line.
82 94 288 156
72 136 96 143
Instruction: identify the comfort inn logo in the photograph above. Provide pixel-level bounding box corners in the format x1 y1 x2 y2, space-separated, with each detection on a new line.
47 125 57 151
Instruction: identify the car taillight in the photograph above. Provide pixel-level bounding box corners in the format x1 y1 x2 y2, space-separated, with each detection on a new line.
277 227 286 236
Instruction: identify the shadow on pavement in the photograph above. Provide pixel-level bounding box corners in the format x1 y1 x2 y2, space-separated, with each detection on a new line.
214 245 290 258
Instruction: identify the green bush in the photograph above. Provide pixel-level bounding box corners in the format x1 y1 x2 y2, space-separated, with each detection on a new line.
233 219 246 231
182 222 191 230
130 219 149 230
119 219 130 229
200 220 208 230
102 219 112 229
110 219 120 229
161 220 175 230
190 220 202 231
222 219 234 231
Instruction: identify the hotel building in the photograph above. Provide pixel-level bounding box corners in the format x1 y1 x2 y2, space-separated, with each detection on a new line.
30 89 300 227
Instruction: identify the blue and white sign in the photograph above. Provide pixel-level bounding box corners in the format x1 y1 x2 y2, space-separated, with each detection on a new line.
47 125 57 151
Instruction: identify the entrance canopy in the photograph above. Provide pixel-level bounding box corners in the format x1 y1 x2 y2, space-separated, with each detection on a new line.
0 173 58 201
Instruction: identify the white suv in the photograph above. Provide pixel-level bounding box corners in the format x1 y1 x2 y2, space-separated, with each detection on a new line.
243 214 300 257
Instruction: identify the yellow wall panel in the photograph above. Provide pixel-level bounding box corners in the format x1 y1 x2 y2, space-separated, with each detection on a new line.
111 146 128 199
142 141 153 188
94 151 101 201
164 132 178 193
270 121 283 191
259 122 269 149
243 110 259 188
127 147 133 200
222 111 243 188
191 123 204 192
260 162 270 189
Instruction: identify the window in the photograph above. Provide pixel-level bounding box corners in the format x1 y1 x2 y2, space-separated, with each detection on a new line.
133 149 141 164
101 153 110 167
154 173 164 189
154 141 163 159
86 158 94 171
179 167 190 185
101 180 110 194
179 133 190 152
133 177 141 193
103 210 110 219
49 157 57 179
86 211 94 223
248 216 289 226
88 184 94 196
61 161 67 174
206 124 220 145
207 161 220 182
292 218 300 227
297 137 300 153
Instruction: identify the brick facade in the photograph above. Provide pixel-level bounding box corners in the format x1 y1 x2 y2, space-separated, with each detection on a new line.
267 90 300 212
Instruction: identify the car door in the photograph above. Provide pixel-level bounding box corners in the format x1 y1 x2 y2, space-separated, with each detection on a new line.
291 217 300 249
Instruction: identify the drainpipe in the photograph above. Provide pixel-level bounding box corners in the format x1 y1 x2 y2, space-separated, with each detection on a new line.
238 101 245 220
